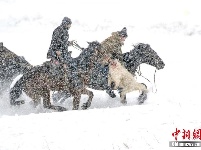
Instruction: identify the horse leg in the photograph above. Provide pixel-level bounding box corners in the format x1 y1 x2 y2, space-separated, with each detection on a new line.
72 91 81 110
42 89 67 112
138 91 147 104
120 91 127 104
10 80 25 106
106 86 116 98
119 87 128 104
137 83 148 105
81 88 94 110
133 82 148 104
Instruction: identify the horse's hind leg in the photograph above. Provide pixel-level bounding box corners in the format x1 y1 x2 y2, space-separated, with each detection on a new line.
138 91 147 104
81 88 94 110
42 89 67 112
137 83 148 104
10 84 25 106
120 92 127 104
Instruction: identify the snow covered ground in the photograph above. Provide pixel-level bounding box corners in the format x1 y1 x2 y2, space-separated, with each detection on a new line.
0 0 201 149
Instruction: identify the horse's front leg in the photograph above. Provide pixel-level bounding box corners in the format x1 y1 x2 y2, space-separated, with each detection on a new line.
137 83 148 104
81 88 94 110
72 91 81 110
104 75 116 98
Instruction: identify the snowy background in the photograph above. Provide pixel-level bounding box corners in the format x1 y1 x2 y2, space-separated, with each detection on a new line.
0 0 201 149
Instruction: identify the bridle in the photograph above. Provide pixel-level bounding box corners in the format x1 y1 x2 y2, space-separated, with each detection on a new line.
136 66 157 93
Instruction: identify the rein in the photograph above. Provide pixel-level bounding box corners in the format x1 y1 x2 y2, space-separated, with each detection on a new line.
136 66 157 93
71 40 83 51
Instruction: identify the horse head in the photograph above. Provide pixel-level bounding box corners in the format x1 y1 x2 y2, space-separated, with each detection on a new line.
87 41 102 52
0 44 33 82
131 43 165 70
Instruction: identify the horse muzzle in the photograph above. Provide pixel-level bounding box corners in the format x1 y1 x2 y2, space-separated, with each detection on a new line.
157 61 165 70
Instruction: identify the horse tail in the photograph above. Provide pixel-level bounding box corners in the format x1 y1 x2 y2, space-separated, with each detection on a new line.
9 75 26 106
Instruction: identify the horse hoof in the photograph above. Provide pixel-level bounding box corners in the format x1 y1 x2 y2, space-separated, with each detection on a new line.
81 102 91 110
51 106 67 111
107 91 116 98
106 88 116 98
81 105 87 110
137 92 147 104
14 100 25 105
111 93 116 98
121 100 127 105
58 107 67 112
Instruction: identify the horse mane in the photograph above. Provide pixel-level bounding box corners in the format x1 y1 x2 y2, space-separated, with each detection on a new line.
132 43 150 52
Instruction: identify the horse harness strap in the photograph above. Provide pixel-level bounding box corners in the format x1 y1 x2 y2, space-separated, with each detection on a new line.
136 66 157 93
71 40 83 51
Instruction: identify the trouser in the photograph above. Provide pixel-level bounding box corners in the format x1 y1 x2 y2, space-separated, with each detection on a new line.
66 59 83 90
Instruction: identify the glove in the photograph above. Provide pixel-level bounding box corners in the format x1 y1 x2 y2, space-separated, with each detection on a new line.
67 41 73 46
68 40 77 46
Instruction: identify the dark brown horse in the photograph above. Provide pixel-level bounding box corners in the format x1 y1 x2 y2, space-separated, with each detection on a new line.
9 41 102 111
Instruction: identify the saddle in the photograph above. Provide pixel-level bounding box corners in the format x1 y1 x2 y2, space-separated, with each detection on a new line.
43 61 66 80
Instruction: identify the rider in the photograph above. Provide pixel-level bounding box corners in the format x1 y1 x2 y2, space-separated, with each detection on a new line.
101 27 128 64
47 16 73 68
97 27 128 97
47 16 85 103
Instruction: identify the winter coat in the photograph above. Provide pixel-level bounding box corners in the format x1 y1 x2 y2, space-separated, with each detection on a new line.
101 32 124 63
47 25 70 63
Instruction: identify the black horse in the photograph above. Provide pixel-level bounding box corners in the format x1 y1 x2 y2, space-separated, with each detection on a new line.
123 43 165 74
52 43 165 105
0 42 32 92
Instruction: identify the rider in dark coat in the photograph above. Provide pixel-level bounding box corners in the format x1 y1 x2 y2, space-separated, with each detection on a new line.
47 17 84 96
47 17 73 64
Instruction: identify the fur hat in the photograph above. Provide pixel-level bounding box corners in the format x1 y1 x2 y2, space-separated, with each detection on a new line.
61 17 72 25
118 27 128 38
